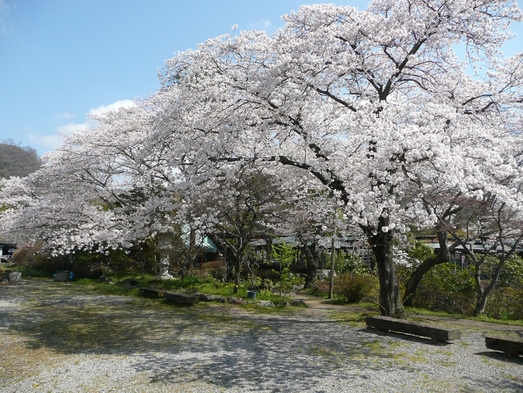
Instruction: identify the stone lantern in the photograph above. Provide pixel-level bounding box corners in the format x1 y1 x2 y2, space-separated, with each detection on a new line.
155 232 174 280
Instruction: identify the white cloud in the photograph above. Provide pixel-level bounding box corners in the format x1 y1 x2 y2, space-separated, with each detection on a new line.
29 121 91 150
248 19 272 32
56 122 91 135
0 0 11 36
55 111 75 120
88 100 136 117
28 133 65 150
33 100 137 153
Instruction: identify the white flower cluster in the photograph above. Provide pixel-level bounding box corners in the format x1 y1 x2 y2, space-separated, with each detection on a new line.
1 0 522 263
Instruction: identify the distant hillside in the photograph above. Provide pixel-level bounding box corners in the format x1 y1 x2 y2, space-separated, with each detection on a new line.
0 142 42 178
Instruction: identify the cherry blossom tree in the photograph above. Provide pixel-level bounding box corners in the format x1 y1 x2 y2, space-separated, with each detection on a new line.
187 166 290 292
0 103 178 254
152 0 523 316
435 191 523 316
2 1 523 319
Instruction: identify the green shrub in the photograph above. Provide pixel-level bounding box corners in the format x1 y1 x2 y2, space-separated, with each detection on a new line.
154 275 210 291
195 259 227 281
308 279 330 297
272 242 300 294
499 254 523 288
485 287 523 321
412 263 476 315
308 273 378 303
14 243 157 280
336 253 368 275
335 273 376 303
19 266 50 278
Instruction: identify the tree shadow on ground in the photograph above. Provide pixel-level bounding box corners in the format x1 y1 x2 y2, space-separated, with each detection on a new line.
476 351 523 364
131 318 400 392
3 280 523 392
2 280 209 354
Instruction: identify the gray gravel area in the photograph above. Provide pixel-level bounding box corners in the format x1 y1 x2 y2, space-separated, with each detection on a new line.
1 279 522 392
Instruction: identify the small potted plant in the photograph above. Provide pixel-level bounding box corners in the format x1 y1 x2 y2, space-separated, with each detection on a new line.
247 274 260 299
245 253 260 299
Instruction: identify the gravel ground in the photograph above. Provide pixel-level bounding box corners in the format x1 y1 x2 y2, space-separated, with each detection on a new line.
1 279 522 393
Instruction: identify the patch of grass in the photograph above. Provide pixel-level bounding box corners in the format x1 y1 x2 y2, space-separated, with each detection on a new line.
323 298 349 305
75 279 141 296
88 275 291 301
405 307 466 319
406 306 523 326
328 311 368 326
474 315 523 326
0 263 13 272
0 333 71 387
195 281 235 296
253 290 295 305
307 345 342 358
362 339 383 352
392 351 427 364
436 359 457 367
386 339 402 349
20 266 50 278
357 302 381 310
503 373 523 384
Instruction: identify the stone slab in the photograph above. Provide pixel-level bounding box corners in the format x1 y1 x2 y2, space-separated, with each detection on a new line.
366 315 461 343
485 335 523 357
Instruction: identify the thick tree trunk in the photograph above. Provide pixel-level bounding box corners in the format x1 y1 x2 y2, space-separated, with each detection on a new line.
233 256 241 294
474 290 488 316
364 221 405 318
403 231 451 307
302 243 318 289
207 233 236 281
188 228 197 273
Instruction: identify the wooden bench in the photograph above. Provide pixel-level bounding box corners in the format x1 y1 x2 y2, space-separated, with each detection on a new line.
485 335 523 357
366 316 461 343
164 291 199 305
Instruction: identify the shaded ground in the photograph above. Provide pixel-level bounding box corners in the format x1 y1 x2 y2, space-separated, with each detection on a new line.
1 279 522 393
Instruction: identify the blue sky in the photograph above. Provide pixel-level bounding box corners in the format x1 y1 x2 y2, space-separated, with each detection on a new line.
0 1 521 157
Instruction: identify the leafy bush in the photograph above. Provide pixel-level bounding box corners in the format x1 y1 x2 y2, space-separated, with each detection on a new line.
308 279 330 297
411 263 476 315
18 253 69 277
19 266 49 278
272 242 300 294
335 273 377 303
484 287 523 321
499 254 523 288
407 239 436 265
336 252 369 275
195 259 227 281
15 244 157 279
308 273 378 303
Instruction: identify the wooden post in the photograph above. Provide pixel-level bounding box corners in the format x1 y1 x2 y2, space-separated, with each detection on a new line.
329 236 335 299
